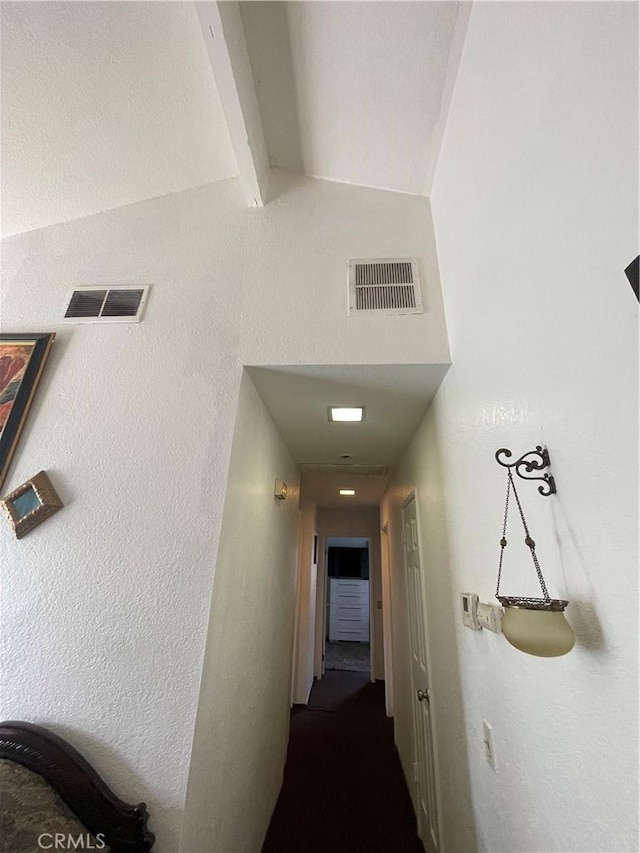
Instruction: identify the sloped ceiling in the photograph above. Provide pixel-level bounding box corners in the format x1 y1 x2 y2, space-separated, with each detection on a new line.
242 1 461 194
1 1 464 236
0 1 238 237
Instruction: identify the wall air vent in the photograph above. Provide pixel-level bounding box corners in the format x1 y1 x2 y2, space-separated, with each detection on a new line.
62 286 150 323
348 259 423 316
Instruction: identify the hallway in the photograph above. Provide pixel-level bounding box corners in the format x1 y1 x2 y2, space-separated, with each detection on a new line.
262 671 425 853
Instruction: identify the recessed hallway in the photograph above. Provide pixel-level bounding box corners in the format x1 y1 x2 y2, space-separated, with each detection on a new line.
262 671 424 853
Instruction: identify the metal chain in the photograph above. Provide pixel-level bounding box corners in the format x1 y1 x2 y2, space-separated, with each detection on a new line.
507 470 551 600
495 473 511 597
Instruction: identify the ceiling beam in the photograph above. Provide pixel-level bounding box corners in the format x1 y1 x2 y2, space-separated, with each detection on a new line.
196 1 270 207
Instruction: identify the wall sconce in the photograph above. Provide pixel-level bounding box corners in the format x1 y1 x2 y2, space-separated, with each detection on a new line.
494 446 574 657
274 479 287 500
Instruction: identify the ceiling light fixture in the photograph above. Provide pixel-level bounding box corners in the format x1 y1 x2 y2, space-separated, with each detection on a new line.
339 489 356 496
328 407 365 422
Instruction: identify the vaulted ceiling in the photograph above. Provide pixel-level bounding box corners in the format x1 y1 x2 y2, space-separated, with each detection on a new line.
0 2 465 501
0 1 466 237
0 1 238 236
241 1 460 194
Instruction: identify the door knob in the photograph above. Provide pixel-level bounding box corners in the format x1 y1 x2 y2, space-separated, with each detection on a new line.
417 689 429 703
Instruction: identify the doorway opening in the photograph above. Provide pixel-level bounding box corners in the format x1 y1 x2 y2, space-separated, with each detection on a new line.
324 536 371 675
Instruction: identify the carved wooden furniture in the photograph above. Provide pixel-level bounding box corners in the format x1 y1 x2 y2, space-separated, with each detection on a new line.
0 721 154 852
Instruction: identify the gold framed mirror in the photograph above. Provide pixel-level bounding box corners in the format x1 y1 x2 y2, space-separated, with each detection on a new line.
1 470 63 539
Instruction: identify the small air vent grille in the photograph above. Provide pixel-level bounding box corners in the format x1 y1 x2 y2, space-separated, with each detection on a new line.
355 261 413 286
65 290 107 318
348 259 423 315
62 286 149 323
356 284 416 312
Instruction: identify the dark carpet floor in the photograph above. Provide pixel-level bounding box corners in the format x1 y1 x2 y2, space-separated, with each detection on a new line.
262 671 424 853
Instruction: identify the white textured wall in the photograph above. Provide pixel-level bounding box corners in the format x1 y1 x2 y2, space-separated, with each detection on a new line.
0 180 245 853
180 371 299 853
380 525 394 716
292 501 318 705
0 171 447 849
239 170 449 367
381 418 478 852
384 4 638 852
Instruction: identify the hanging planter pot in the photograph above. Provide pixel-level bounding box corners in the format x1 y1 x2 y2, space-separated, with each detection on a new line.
494 449 575 658
497 597 575 657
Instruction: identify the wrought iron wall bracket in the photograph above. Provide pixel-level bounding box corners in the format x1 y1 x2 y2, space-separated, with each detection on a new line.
495 446 557 496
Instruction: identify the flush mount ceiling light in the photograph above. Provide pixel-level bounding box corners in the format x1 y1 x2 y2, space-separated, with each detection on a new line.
328 407 365 422
339 489 356 496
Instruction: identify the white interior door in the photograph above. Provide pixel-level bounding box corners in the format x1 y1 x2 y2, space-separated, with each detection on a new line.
402 494 440 853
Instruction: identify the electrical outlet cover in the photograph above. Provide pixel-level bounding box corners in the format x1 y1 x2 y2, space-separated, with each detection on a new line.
477 602 503 633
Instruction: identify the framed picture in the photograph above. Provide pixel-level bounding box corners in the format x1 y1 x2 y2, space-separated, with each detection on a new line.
1 470 63 539
0 333 56 492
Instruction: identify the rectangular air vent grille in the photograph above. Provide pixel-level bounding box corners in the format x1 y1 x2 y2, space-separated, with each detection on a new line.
355 261 413 286
356 284 416 312
348 259 423 315
62 286 149 323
